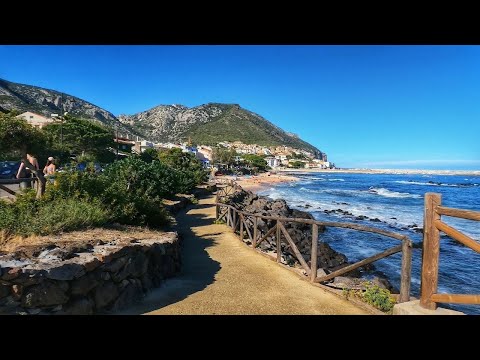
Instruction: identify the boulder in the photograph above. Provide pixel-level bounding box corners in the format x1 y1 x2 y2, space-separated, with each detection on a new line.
94 282 119 309
110 284 143 311
1 267 21 281
46 263 85 281
64 297 94 315
0 283 10 299
21 281 69 308
71 273 99 296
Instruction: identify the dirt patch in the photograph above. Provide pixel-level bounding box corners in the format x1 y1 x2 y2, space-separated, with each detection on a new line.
0 225 168 257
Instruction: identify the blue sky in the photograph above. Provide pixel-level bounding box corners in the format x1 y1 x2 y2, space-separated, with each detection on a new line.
1 45 479 170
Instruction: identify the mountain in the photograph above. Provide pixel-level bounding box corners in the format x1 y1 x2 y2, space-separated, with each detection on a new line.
0 78 126 131
0 78 324 158
119 103 323 157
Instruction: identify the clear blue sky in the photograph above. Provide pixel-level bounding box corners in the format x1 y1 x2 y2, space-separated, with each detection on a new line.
1 45 479 170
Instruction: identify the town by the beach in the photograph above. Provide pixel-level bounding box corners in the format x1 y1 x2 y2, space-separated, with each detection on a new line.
1 45 479 316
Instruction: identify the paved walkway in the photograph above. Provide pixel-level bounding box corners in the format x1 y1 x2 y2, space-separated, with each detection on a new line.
122 193 368 315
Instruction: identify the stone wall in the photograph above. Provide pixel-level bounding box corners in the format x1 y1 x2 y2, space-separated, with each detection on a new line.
0 233 180 315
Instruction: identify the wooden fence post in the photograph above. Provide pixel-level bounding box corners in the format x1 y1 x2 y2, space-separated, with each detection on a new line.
399 238 412 303
276 221 281 263
420 193 441 310
253 216 258 247
310 224 318 282
239 213 244 240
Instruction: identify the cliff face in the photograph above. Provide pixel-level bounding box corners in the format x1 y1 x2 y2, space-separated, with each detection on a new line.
0 78 124 130
119 103 323 157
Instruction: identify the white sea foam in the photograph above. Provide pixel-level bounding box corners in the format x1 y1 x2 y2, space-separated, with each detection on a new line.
394 180 477 187
369 187 422 199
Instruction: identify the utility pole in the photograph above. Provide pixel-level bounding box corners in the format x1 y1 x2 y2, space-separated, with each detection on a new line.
116 123 119 160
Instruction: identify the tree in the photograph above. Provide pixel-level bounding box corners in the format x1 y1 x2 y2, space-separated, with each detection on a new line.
212 147 237 165
0 113 47 198
242 154 267 171
139 148 159 163
43 116 114 161
289 160 305 169
158 148 207 185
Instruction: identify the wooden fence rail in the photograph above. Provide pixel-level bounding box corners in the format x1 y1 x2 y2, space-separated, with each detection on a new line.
0 178 35 197
420 192 480 310
215 181 413 303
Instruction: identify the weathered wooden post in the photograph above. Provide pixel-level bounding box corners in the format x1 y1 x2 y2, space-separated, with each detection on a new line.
232 209 236 230
399 238 412 303
239 213 244 240
310 223 319 282
420 193 441 310
276 221 281 263
253 216 258 248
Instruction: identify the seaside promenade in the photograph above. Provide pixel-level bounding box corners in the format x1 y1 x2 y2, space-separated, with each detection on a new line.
120 192 368 315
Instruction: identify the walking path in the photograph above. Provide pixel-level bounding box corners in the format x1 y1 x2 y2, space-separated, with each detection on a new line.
121 193 368 315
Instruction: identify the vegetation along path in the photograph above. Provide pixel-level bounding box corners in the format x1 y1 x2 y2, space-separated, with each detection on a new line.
121 192 368 315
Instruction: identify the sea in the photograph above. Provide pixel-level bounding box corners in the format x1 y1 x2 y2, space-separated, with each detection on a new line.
257 171 480 314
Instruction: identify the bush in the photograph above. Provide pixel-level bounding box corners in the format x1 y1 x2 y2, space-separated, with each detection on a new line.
0 193 109 237
342 281 396 313
362 283 396 313
0 153 207 238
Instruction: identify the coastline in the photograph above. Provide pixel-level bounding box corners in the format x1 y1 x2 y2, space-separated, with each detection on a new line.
221 172 299 192
276 168 480 176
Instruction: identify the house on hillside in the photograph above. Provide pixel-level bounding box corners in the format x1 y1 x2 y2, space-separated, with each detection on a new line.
16 111 55 129
265 157 281 168
114 137 135 153
134 140 154 153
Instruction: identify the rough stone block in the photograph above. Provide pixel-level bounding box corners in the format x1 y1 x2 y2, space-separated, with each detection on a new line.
393 300 464 315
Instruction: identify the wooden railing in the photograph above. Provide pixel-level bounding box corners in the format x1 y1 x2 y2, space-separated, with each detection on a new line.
0 178 35 197
420 192 480 310
215 182 413 303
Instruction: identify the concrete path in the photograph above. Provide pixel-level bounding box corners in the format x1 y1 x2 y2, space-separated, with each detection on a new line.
122 193 368 315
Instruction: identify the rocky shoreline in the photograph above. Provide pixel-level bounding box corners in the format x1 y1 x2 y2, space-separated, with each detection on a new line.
222 184 395 292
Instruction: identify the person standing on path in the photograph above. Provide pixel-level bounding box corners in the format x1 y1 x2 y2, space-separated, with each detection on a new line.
43 156 56 183
16 153 39 190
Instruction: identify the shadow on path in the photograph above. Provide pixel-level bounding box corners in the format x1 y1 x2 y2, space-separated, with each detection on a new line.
118 192 221 314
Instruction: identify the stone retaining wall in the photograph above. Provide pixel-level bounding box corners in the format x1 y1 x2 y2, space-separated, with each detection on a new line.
0 233 180 315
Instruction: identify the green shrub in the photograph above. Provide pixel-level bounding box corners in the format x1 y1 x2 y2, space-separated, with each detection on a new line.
189 197 199 204
0 153 207 238
361 282 396 313
0 195 109 237
342 281 396 313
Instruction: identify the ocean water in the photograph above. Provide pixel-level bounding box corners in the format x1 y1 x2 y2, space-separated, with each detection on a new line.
257 172 480 314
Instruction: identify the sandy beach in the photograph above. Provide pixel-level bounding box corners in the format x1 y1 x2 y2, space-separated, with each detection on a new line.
220 172 299 192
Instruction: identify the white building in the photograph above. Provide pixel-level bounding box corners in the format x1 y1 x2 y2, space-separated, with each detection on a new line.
265 157 281 168
16 111 55 129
